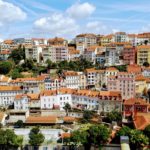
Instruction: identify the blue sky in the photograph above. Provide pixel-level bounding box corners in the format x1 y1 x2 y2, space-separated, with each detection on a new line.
1 0 150 40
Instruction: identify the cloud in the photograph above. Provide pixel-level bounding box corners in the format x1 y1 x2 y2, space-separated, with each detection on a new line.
34 13 79 37
66 2 95 19
0 0 26 26
85 21 110 34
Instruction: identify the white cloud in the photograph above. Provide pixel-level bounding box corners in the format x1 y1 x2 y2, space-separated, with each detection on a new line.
0 0 26 26
66 2 95 19
34 13 79 37
85 21 109 34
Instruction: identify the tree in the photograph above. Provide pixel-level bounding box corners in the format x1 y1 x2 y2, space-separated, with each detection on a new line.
116 126 149 149
0 129 23 149
14 120 24 128
9 45 25 64
0 61 12 74
70 124 110 150
105 111 122 123
130 129 149 149
29 126 45 149
82 110 94 123
21 59 35 70
63 103 71 116
10 69 23 79
143 125 150 143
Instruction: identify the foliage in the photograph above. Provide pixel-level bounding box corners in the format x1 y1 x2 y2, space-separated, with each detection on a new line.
70 124 110 150
14 120 24 128
115 65 127 72
130 129 149 149
0 61 13 74
29 126 45 146
21 59 35 71
63 103 71 116
82 110 94 123
0 129 23 149
10 68 23 79
116 126 149 149
105 111 122 123
143 125 150 143
9 45 25 64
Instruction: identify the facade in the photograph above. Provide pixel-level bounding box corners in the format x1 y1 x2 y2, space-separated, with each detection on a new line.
122 45 136 65
105 46 120 66
64 71 80 89
114 32 127 43
0 86 23 107
49 46 68 62
137 45 150 66
107 72 135 100
25 45 43 63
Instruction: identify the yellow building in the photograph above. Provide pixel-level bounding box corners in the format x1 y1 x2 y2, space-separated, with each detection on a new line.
137 45 150 66
135 75 147 96
101 34 114 46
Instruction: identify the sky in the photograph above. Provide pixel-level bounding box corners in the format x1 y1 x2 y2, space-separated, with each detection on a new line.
1 0 150 40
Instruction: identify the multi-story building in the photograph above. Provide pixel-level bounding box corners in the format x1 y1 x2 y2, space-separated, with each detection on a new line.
107 72 135 100
0 86 23 107
75 34 97 48
122 45 136 65
48 37 67 46
0 75 12 86
142 67 150 77
137 33 150 45
32 38 47 45
137 45 150 66
64 71 80 89
114 32 127 43
25 45 43 63
105 46 120 66
123 98 149 117
101 34 114 46
49 45 68 62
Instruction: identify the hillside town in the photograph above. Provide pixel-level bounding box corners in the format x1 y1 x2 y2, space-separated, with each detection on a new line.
0 32 150 149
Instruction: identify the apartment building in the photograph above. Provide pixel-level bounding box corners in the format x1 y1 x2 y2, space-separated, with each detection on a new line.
64 71 80 89
122 45 136 65
49 45 68 62
107 72 135 100
114 32 127 43
25 45 43 63
14 88 122 113
137 45 150 66
0 86 23 107
105 46 120 66
75 34 97 47
100 34 114 46
48 37 67 46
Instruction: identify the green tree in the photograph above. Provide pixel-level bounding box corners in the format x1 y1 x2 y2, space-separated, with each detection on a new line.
9 45 25 64
82 110 94 123
70 124 110 150
130 129 149 149
10 69 23 79
29 127 45 149
0 129 23 149
0 61 12 74
63 103 71 116
14 120 24 128
105 111 122 123
143 125 150 143
21 59 35 70
116 126 131 137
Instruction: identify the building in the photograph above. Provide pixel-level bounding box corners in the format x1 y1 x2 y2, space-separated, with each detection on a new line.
75 34 97 48
25 45 43 63
142 67 150 77
0 86 23 107
48 37 67 46
114 32 127 43
101 34 114 46
137 45 150 66
122 45 136 65
105 46 120 66
107 72 135 99
123 98 149 117
64 71 80 89
49 45 68 62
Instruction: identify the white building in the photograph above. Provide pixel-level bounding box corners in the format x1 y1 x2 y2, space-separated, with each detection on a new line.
0 86 23 107
64 71 80 89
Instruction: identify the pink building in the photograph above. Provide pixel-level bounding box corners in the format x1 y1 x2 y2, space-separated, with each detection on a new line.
122 45 136 65
107 72 135 100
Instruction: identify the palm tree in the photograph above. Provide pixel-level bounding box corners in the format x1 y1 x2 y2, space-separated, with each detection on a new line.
63 103 71 116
